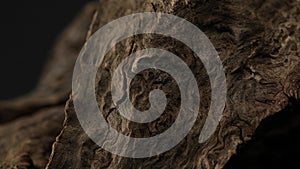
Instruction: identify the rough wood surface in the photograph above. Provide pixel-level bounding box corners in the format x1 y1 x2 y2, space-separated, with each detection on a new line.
46 0 300 169
0 0 299 169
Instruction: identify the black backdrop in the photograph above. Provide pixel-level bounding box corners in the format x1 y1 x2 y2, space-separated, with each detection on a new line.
0 0 90 100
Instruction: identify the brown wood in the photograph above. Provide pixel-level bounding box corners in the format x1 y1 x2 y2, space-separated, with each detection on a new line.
1 0 299 169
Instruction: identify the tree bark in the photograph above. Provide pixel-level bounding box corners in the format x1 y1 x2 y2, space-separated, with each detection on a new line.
1 0 299 169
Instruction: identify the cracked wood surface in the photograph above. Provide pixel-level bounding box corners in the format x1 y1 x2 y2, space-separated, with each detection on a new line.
0 0 299 169
47 0 300 169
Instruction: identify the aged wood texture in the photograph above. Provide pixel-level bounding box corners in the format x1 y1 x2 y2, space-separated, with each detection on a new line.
46 0 300 169
0 0 299 169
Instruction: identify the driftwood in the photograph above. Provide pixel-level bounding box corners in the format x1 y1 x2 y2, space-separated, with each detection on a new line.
1 0 299 169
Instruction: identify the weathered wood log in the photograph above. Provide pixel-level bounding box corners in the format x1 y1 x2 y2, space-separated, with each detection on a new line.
46 0 300 169
0 0 299 169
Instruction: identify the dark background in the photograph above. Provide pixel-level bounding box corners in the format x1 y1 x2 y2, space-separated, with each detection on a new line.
0 0 90 100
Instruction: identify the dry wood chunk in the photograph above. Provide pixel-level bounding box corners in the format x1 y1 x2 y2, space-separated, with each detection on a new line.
46 0 300 168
